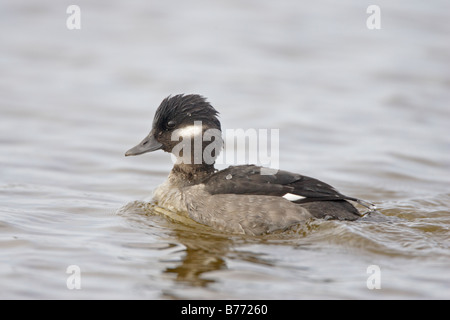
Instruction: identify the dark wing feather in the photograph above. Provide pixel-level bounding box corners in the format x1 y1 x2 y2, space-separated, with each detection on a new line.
202 165 364 204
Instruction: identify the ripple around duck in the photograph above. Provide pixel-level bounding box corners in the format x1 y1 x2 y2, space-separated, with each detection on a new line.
116 197 449 262
294 200 450 261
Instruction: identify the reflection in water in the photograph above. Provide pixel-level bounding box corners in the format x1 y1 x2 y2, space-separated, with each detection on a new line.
118 201 232 287
164 230 229 287
117 200 312 289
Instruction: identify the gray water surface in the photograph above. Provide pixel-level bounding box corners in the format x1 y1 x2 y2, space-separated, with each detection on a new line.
1 0 449 299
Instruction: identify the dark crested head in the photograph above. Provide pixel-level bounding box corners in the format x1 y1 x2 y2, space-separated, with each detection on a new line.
125 94 223 161
153 94 221 133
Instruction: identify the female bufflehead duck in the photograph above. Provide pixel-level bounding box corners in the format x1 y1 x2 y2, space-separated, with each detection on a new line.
125 94 374 235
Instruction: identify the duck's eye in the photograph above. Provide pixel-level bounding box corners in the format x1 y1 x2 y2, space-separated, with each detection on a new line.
166 120 176 129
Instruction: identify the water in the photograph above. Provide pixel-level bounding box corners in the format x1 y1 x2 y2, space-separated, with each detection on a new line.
1 0 449 299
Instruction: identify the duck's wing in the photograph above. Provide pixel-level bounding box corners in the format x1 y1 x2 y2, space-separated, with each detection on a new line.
202 165 374 209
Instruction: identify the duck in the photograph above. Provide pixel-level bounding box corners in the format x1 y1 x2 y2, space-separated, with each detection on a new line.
125 94 374 235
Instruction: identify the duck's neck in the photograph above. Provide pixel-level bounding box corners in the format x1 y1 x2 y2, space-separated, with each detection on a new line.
169 163 216 186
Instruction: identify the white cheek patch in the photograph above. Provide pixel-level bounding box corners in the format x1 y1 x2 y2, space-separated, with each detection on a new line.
176 124 203 138
282 193 306 202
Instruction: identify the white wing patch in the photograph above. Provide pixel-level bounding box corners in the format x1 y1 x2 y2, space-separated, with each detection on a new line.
282 193 306 202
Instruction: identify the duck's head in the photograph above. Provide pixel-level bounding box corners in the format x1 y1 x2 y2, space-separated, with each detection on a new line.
125 94 223 165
